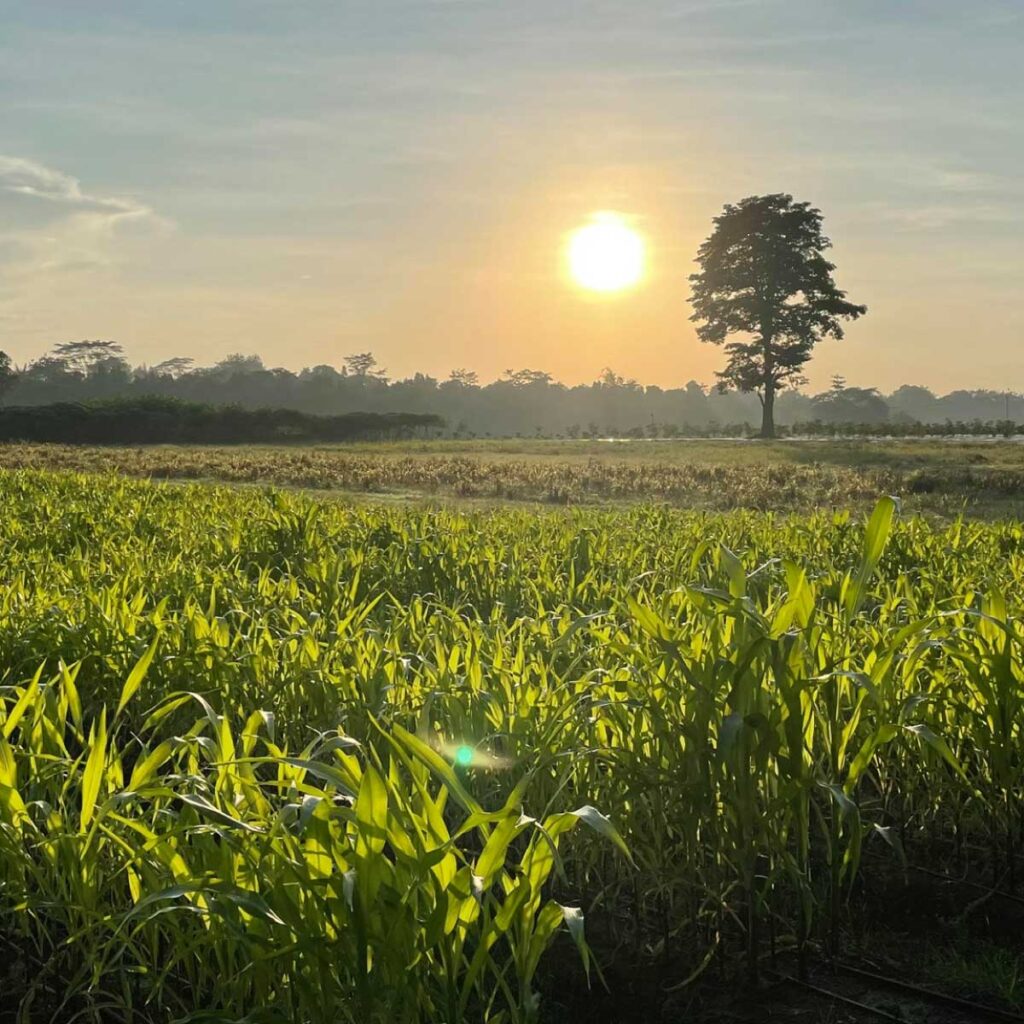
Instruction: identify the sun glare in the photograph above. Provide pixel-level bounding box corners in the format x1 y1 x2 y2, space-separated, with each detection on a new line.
568 213 645 293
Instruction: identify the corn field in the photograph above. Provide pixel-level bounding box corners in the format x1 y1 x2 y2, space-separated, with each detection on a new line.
0 470 1022 1021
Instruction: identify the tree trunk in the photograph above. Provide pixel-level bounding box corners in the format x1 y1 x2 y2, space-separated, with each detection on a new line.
760 379 776 439
760 329 776 439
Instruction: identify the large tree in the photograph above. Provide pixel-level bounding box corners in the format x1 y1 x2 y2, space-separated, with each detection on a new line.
0 352 16 404
689 193 866 438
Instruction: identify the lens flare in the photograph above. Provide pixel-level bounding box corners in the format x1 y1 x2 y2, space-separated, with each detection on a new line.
436 738 515 771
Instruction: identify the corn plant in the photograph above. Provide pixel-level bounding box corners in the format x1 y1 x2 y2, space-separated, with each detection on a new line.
0 470 1020 1018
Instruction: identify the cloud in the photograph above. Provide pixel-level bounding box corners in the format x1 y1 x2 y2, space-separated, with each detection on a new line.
0 154 161 224
0 154 173 319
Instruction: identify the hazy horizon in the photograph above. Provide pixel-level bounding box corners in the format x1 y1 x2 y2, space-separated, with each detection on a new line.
2 1 1022 393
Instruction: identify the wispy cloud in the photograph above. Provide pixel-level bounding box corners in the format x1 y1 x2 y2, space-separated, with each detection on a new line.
0 155 172 295
0 154 161 224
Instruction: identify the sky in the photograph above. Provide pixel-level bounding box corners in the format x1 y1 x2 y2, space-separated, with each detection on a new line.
1 0 1022 393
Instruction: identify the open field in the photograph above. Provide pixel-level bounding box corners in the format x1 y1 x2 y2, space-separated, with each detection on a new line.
1 470 1023 1021
3 438 1024 516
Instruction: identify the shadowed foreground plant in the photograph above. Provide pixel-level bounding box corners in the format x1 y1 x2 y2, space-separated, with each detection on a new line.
0 666 628 1023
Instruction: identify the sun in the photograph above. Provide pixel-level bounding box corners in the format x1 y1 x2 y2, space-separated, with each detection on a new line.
568 213 645 292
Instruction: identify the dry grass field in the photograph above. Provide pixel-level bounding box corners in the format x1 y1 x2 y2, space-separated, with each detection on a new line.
2 438 1024 516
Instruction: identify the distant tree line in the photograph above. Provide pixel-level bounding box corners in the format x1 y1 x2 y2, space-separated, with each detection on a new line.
0 394 442 445
0 343 1021 439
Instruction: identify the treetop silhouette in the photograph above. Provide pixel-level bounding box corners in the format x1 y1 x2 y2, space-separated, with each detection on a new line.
690 193 866 438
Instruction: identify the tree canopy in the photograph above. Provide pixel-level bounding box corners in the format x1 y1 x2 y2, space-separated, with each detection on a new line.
690 193 866 437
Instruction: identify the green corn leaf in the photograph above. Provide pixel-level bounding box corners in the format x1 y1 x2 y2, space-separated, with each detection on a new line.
116 634 159 719
178 792 264 833
80 708 107 831
560 904 590 981
355 764 389 856
844 496 898 618
570 805 634 866
3 665 43 740
905 723 968 780
127 740 176 792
